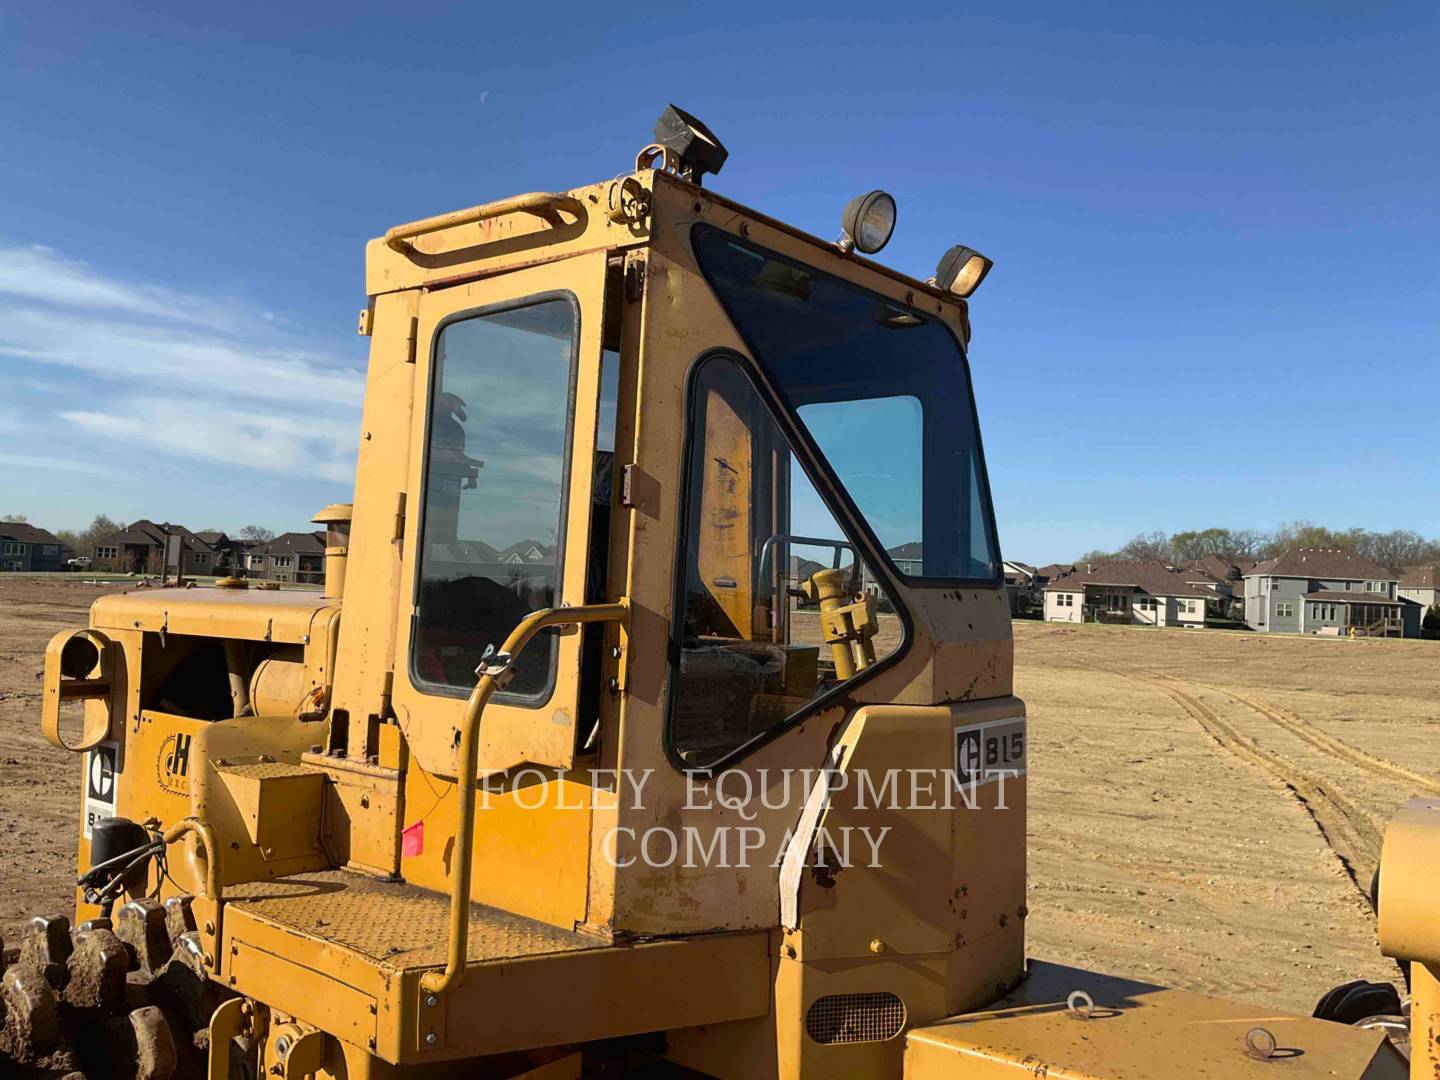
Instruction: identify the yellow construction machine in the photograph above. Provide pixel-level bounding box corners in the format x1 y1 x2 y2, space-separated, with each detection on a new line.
5 106 1433 1079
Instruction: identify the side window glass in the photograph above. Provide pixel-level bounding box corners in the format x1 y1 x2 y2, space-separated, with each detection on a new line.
670 355 902 769
797 395 923 571
412 298 576 699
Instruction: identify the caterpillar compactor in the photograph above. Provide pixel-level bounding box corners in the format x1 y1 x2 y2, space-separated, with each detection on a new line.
6 107 1432 1079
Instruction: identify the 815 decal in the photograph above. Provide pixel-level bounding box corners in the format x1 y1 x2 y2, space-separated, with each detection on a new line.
953 718 1027 786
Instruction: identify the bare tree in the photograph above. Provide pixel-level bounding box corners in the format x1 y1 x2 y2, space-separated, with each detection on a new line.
239 525 276 543
1118 531 1173 563
1354 529 1437 574
1 513 27 524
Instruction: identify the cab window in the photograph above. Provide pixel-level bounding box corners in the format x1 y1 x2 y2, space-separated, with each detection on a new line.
668 354 903 769
692 226 1000 582
412 297 577 700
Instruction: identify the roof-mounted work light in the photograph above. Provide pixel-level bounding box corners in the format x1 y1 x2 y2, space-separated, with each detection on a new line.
931 245 993 298
837 190 897 255
653 105 729 185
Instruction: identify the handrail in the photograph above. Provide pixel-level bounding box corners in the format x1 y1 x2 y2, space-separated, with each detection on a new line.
419 600 630 996
163 816 223 900
383 192 585 256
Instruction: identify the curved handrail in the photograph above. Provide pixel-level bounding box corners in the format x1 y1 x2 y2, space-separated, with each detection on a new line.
163 816 223 900
383 192 585 256
419 600 630 997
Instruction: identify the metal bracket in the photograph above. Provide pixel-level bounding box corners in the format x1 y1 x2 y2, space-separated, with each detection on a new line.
404 315 419 364
623 250 646 302
475 646 516 690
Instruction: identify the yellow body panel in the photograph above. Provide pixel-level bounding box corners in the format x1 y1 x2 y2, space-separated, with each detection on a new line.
904 961 1407 1080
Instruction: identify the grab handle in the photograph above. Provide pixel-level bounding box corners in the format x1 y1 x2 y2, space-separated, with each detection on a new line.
419 600 630 999
384 192 585 256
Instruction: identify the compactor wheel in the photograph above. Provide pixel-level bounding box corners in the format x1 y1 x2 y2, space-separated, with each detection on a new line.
0 897 231 1079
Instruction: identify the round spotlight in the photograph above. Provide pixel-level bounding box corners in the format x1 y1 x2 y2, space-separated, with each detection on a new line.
933 245 993 298
838 190 897 255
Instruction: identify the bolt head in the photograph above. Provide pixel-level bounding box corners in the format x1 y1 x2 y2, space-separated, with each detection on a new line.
425 1031 439 1046
424 994 438 1007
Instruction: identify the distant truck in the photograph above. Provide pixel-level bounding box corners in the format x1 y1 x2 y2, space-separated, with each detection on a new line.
66 555 91 569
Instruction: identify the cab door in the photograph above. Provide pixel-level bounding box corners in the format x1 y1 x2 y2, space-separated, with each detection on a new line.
392 251 611 782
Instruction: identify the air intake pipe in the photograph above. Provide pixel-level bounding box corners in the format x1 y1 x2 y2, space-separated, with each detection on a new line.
311 503 353 600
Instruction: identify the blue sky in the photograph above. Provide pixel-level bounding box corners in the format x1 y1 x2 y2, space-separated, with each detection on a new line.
1 2 1435 562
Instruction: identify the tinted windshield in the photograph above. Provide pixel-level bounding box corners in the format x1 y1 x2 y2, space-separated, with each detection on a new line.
692 226 1000 582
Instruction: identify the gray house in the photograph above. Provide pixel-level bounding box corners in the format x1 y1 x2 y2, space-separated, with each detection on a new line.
0 522 67 572
1243 549 1419 638
1398 565 1440 613
246 531 327 584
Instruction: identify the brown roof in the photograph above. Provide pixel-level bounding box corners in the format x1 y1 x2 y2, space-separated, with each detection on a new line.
253 531 326 557
1042 559 1214 599
1303 591 1413 604
1034 563 1077 581
1247 548 1392 582
1180 567 1229 588
1400 565 1440 589
1183 555 1239 581
97 520 213 552
0 522 61 545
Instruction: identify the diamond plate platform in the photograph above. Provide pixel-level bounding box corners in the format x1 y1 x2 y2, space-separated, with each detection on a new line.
226 868 604 972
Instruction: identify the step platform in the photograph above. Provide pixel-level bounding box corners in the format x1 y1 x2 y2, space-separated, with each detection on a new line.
220 869 768 1065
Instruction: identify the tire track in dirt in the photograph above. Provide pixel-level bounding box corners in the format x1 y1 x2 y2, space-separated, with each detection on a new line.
1104 667 1381 901
1199 685 1440 798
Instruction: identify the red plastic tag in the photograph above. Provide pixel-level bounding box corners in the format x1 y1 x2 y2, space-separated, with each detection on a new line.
402 820 424 857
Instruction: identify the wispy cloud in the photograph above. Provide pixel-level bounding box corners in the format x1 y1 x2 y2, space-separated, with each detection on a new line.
61 399 356 483
0 244 237 331
0 242 364 488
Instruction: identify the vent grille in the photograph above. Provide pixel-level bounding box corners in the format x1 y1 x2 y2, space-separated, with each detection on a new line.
804 991 906 1045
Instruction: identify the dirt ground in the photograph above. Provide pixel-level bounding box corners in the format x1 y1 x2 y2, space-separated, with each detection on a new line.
1016 618 1437 1013
0 578 109 949
0 579 1432 1015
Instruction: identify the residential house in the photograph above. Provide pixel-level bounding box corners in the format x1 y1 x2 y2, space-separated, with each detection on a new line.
1398 565 1440 614
1173 564 1238 616
884 542 923 577
1243 549 1419 638
1182 555 1241 585
1043 560 1213 627
91 520 218 575
860 542 924 599
1032 563 1076 588
246 531 327 584
1002 561 1037 614
193 531 248 576
0 522 68 572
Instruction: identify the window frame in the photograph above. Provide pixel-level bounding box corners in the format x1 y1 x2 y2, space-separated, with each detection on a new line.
407 290 582 708
689 224 1004 590
662 348 915 774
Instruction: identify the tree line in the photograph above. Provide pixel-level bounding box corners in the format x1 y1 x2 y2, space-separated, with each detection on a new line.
1078 522 1440 574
